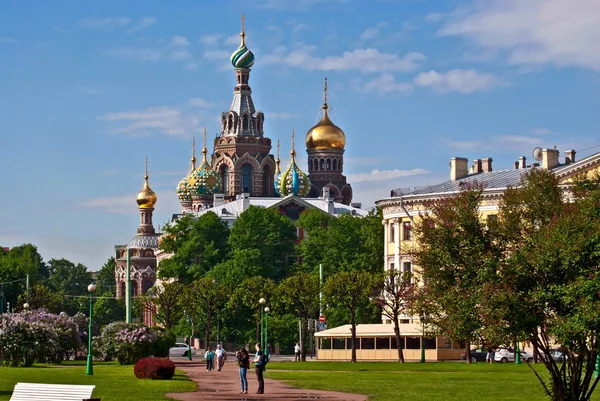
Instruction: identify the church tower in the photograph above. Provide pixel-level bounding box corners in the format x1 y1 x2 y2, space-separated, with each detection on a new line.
305 78 353 204
211 14 276 198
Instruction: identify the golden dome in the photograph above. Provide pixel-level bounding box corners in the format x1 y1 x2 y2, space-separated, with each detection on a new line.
305 104 346 150
137 158 157 209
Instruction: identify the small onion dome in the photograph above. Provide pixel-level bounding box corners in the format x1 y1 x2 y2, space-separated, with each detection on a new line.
137 173 157 209
277 148 310 197
305 104 346 150
230 30 255 69
177 139 197 201
190 149 221 195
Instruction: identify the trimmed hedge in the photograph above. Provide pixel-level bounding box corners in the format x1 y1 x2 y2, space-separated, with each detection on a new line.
134 357 175 380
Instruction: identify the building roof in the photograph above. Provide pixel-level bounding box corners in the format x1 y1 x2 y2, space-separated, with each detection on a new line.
194 194 368 220
390 167 533 198
315 323 424 337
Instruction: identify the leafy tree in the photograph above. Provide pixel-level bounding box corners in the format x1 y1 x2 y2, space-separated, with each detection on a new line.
95 257 116 295
17 284 63 313
182 278 226 346
324 270 376 363
0 244 45 306
276 273 320 361
46 258 92 296
372 270 415 363
295 209 334 272
227 276 276 344
138 282 185 331
93 296 125 327
412 184 500 363
158 213 230 282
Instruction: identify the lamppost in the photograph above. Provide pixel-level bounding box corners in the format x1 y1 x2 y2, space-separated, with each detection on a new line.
420 313 426 363
23 303 30 366
264 307 270 359
184 310 192 361
86 284 96 376
515 339 521 365
259 298 266 350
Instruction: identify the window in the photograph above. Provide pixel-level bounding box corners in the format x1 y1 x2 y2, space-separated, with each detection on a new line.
376 337 390 350
391 337 404 349
390 222 395 243
319 338 331 350
402 262 412 274
361 338 375 350
423 337 437 349
333 338 346 349
400 319 410 324
221 166 229 193
242 115 249 131
403 221 412 241
263 167 272 196
406 337 420 349
389 262 395 272
242 165 252 193
333 159 337 171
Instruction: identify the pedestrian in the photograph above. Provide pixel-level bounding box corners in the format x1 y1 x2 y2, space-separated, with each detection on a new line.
251 343 265 394
294 342 301 361
486 347 495 364
215 344 227 371
236 348 250 394
204 346 215 371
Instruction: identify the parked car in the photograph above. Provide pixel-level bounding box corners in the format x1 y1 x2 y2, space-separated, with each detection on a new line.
494 348 534 363
169 343 197 357
460 348 488 362
540 349 566 363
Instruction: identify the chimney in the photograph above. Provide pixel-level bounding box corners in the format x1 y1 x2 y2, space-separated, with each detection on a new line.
565 149 576 164
213 193 225 207
350 202 362 209
322 187 334 214
519 156 526 169
542 149 560 170
241 193 250 211
514 161 519 169
481 158 493 173
450 157 469 181
322 187 331 201
473 159 483 174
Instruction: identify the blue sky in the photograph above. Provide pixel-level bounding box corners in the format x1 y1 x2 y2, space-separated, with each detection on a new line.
1 0 599 270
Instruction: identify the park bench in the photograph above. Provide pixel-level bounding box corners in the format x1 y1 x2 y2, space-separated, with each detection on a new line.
10 383 100 401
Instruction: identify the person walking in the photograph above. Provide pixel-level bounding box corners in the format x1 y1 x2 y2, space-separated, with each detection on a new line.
215 344 227 371
294 342 301 361
236 348 250 394
251 343 265 394
204 346 215 371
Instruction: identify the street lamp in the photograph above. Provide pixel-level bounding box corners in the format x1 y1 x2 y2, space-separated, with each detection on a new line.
515 339 521 365
259 298 266 350
23 303 30 311
264 307 270 360
86 284 96 376
23 303 30 366
184 310 192 361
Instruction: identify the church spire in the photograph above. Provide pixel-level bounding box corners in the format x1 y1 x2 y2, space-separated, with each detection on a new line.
191 137 197 170
275 139 281 174
201 127 209 165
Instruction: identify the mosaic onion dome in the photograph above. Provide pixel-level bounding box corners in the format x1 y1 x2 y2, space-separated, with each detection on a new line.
137 157 157 209
276 131 310 197
230 14 255 69
176 138 197 201
190 129 221 196
305 78 346 150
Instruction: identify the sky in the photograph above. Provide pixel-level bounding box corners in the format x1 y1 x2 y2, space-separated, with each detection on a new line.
1 0 599 270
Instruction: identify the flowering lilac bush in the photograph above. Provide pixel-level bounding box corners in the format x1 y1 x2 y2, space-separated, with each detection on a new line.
0 309 82 367
96 322 158 365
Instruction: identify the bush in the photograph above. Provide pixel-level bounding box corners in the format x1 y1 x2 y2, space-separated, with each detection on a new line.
95 322 158 364
150 327 175 358
134 357 175 380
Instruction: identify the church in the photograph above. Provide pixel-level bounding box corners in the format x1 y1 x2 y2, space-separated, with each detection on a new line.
113 17 362 304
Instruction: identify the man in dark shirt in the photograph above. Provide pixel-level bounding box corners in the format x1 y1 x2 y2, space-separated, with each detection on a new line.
251 343 265 394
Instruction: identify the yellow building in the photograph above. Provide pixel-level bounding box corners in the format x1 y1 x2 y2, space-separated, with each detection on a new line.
313 148 597 362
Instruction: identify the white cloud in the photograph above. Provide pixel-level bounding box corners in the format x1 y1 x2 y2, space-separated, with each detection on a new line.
347 168 430 183
125 17 157 33
170 49 192 60
79 189 180 216
97 106 201 137
226 33 241 46
360 28 380 41
204 50 230 61
0 37 18 44
445 140 487 150
414 69 502 94
170 35 190 47
78 17 132 30
531 127 554 135
362 74 413 94
106 47 162 61
268 112 296 120
264 48 426 73
184 62 198 71
498 135 542 146
198 34 223 47
189 98 212 107
437 0 600 71
77 86 103 95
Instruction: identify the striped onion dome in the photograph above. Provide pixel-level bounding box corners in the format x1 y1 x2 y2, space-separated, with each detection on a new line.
230 30 255 69
276 139 310 197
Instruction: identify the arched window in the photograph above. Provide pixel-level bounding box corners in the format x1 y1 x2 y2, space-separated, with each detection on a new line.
221 165 229 193
320 159 325 170
326 159 331 170
242 165 252 193
227 115 233 131
333 159 337 171
242 115 249 131
120 282 126 298
263 166 272 196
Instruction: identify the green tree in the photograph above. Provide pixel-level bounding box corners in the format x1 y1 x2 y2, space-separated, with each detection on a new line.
17 284 63 313
372 270 414 363
295 209 334 272
139 282 185 331
158 212 230 282
0 244 45 306
276 273 320 361
93 296 125 327
46 258 92 296
412 184 501 363
324 270 376 363
182 278 225 346
95 257 117 295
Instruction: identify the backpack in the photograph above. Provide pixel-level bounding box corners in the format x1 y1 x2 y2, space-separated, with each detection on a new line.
262 351 269 366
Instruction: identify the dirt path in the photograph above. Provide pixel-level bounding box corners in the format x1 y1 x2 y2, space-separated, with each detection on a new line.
166 360 368 401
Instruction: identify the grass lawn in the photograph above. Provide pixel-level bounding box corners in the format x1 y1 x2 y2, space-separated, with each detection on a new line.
266 361 600 401
0 361 196 401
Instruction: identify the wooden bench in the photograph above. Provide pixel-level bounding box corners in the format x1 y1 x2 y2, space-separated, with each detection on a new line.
10 383 100 401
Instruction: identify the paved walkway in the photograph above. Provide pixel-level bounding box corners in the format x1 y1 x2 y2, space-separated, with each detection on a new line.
166 360 367 401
